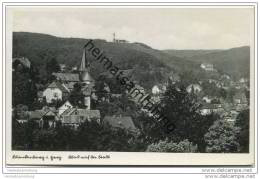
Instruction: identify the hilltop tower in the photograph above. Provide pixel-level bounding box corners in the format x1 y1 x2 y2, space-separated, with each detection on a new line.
113 32 116 43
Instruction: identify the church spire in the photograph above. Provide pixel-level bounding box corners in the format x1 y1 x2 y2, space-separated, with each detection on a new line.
79 47 90 72
79 47 93 83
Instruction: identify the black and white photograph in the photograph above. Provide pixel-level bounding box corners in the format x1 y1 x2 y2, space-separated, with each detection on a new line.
3 3 256 167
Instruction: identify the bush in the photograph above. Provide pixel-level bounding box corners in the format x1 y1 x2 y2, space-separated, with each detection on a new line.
204 120 240 153
146 139 198 153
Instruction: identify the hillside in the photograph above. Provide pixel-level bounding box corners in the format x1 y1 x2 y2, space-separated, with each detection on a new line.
164 46 250 79
13 32 250 89
187 46 250 79
13 32 195 89
163 49 222 58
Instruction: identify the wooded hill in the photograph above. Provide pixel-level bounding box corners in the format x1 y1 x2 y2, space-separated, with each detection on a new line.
13 32 250 89
164 46 250 80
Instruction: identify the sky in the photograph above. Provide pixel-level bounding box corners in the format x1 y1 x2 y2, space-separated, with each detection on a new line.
11 7 254 50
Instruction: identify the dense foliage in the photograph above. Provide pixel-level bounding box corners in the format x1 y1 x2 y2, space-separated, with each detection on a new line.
146 139 198 152
204 120 240 153
235 109 250 152
12 120 141 151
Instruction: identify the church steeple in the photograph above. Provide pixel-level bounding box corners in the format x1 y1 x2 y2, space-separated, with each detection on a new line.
79 47 93 83
79 47 94 110
79 47 89 72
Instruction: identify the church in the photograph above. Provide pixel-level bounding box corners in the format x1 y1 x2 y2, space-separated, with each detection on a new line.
41 47 101 129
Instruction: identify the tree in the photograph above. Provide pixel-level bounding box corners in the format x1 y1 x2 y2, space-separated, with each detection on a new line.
146 139 198 152
14 104 29 119
12 70 37 108
53 121 76 150
12 119 26 150
219 88 227 99
46 57 60 82
24 119 39 150
226 87 237 103
46 57 60 74
69 83 85 108
158 83 217 152
32 129 57 150
235 109 249 152
76 120 136 151
204 120 240 153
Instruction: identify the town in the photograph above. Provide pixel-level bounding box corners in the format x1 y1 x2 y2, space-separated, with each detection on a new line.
12 37 250 153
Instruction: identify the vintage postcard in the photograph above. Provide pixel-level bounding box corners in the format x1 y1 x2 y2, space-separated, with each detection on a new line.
3 3 256 166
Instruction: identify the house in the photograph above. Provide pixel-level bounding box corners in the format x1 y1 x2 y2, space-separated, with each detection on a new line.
236 103 248 112
111 94 122 98
52 72 80 83
29 108 59 128
71 66 78 71
58 100 73 115
221 74 231 80
59 64 66 72
37 91 43 102
29 110 46 125
43 81 70 103
151 95 161 103
39 110 59 129
202 96 212 103
152 85 160 95
239 78 248 83
103 115 138 133
230 108 239 119
233 92 248 104
63 82 77 91
60 108 101 128
212 104 224 114
169 74 181 84
200 63 214 71
114 39 129 43
186 84 202 94
224 115 235 123
200 103 220 115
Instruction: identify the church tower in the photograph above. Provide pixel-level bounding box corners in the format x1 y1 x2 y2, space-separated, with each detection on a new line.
79 48 94 84
79 47 94 109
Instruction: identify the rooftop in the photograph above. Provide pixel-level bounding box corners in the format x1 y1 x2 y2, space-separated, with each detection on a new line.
103 115 137 132
47 81 70 93
52 72 80 82
61 108 101 119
